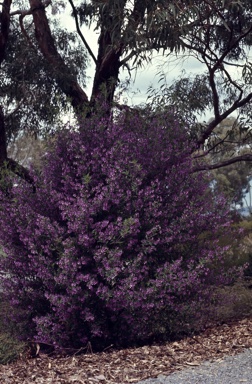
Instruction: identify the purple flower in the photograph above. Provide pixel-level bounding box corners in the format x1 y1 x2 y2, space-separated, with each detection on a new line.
0 110 240 350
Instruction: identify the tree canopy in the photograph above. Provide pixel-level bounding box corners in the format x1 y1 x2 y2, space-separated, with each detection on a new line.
203 117 252 207
0 0 252 182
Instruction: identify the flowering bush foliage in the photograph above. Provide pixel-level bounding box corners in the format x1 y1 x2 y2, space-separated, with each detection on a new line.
0 112 238 349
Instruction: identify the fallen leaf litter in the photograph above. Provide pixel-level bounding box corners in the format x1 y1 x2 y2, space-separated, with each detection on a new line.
0 317 251 383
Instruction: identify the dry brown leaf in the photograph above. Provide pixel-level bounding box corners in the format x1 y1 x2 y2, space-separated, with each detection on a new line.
185 362 201 366
0 317 251 384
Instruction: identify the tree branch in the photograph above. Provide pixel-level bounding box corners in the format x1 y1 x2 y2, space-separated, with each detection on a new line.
0 106 34 185
184 20 252 149
192 153 252 172
19 14 36 50
10 0 51 16
11 0 90 112
0 0 12 63
0 106 7 163
29 0 89 113
209 64 220 119
193 129 232 159
124 0 146 37
197 92 252 147
6 157 34 185
68 0 97 65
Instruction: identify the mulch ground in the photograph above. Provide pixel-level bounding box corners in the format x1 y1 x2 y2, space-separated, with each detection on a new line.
0 317 252 383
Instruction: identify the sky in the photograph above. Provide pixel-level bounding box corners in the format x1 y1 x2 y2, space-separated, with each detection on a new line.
59 7 209 109
57 3 249 125
82 29 207 107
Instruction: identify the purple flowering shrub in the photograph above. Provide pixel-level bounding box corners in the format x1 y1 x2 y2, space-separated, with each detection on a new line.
0 112 238 349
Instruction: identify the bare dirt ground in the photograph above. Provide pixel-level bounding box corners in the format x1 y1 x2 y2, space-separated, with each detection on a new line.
0 317 251 384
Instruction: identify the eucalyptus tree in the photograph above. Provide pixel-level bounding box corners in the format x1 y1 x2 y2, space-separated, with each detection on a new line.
205 117 252 206
1 0 252 184
147 0 252 170
0 0 88 182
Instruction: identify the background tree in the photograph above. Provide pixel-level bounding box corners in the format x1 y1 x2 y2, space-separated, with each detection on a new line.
147 0 252 170
0 0 88 182
7 134 48 169
1 17 87 140
204 117 252 207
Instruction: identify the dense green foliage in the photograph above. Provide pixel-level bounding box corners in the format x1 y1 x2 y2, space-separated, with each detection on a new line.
1 18 87 141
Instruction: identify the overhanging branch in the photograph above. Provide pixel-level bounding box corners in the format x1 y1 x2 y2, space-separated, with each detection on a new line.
192 153 252 172
29 0 89 112
197 92 252 147
6 157 35 185
68 0 97 65
19 15 36 50
0 106 35 186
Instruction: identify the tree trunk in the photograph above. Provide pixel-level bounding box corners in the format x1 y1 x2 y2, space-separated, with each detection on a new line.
0 106 7 164
90 29 122 109
0 0 12 63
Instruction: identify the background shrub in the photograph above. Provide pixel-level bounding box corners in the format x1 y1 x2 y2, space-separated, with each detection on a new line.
0 112 241 350
0 294 27 364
